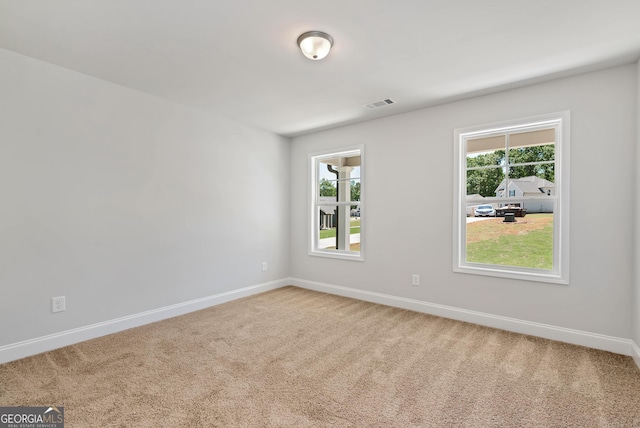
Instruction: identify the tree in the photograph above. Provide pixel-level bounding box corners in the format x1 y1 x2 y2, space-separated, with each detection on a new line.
466 151 504 197
466 146 555 197
350 181 360 202
319 178 336 197
507 145 555 182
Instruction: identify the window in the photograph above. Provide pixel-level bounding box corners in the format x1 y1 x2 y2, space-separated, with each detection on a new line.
453 112 569 283
310 147 363 260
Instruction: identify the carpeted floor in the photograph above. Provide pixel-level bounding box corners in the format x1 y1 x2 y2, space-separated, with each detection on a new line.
2 286 640 427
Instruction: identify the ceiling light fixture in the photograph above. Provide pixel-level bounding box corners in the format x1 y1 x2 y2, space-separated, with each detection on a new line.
297 31 333 60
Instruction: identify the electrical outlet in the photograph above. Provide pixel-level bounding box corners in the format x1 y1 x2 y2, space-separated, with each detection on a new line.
412 274 420 286
52 296 66 313
262 262 268 272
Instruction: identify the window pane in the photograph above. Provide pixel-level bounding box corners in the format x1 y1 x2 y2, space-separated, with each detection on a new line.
318 160 338 198
348 178 361 202
508 128 555 155
318 206 337 249
317 206 361 251
466 151 504 169
318 204 336 229
466 136 505 169
343 154 361 170
467 135 505 156
466 210 554 270
504 167 555 198
466 135 506 197
455 112 567 283
312 148 363 259
466 167 505 197
508 143 555 166
318 178 337 197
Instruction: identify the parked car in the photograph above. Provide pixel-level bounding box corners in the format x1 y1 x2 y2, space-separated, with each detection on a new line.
350 207 361 217
474 205 495 217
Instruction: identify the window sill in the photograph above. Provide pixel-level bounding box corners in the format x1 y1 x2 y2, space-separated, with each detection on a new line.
454 264 568 285
309 250 364 262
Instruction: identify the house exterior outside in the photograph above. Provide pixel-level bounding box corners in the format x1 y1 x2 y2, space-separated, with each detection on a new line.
318 196 337 229
495 176 555 213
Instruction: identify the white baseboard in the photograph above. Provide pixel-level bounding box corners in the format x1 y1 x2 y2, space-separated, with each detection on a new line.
632 340 640 369
0 279 289 365
291 278 639 361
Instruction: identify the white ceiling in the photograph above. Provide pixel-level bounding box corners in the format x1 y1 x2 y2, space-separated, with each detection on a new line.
1 1 640 137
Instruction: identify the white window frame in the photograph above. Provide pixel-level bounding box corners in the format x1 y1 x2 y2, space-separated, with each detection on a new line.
309 146 364 261
453 111 570 284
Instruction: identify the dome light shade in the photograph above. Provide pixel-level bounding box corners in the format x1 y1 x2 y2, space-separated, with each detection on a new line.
297 31 333 60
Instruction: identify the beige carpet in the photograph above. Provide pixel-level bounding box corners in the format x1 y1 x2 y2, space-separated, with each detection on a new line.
1 286 639 427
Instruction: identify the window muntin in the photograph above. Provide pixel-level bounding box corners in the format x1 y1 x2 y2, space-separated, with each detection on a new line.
455 112 569 283
310 147 363 260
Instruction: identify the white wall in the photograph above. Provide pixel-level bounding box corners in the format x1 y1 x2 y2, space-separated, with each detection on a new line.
291 64 637 340
0 49 290 347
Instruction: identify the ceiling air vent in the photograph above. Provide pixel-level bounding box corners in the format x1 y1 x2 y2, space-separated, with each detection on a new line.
365 98 396 109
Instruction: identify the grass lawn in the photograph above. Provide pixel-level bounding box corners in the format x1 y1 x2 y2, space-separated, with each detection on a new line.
466 214 553 269
319 219 361 239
